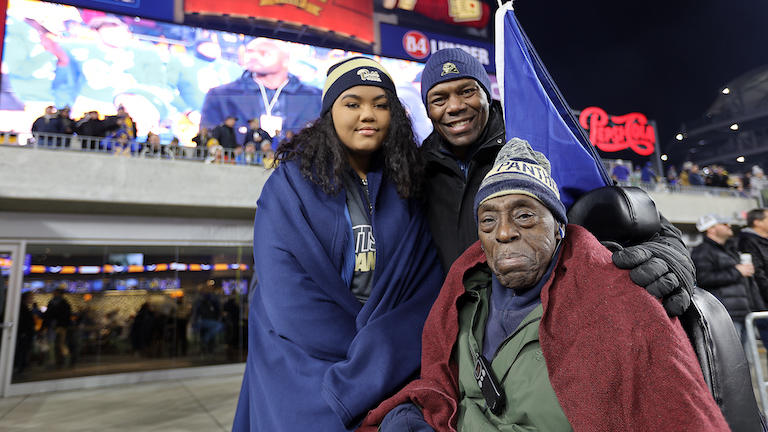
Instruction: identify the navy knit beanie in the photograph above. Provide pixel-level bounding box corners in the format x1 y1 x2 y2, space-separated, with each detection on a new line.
321 57 397 115
474 138 567 225
420 48 491 106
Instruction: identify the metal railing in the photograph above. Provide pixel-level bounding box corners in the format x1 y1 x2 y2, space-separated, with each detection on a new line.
615 179 757 200
0 131 275 167
747 311 768 415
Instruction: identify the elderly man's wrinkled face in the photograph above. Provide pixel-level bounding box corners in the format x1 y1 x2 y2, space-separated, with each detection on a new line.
478 194 561 290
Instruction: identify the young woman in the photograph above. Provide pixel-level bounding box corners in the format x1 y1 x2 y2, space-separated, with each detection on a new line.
232 57 443 431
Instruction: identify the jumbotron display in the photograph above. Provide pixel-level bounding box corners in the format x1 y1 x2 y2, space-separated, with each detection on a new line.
0 0 434 145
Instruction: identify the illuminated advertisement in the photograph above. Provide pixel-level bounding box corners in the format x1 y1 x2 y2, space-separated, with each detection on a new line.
578 106 658 159
184 0 374 44
380 22 494 73
0 0 433 145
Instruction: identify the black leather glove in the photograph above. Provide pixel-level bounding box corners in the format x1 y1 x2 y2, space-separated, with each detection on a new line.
609 217 695 316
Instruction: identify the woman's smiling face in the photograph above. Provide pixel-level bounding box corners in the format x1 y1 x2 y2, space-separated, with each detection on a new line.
331 85 391 174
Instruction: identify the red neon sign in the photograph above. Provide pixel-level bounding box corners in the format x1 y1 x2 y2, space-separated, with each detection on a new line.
579 106 656 156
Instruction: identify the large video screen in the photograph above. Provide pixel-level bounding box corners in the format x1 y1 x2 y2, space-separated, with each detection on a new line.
0 0 436 146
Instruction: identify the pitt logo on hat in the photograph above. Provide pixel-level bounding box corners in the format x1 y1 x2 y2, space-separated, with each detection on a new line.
441 62 460 76
357 69 382 82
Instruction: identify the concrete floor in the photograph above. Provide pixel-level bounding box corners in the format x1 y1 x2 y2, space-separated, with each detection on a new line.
0 347 765 431
0 374 242 432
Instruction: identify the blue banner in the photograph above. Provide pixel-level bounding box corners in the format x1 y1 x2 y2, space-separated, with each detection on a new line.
495 4 610 209
379 22 494 73
54 0 175 22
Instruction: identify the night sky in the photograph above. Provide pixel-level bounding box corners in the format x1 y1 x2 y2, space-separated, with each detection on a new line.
511 0 768 163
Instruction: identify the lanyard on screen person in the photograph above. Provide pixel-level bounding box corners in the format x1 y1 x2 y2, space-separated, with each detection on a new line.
257 79 289 117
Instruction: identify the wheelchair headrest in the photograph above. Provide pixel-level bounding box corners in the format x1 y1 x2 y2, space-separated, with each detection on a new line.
566 186 661 246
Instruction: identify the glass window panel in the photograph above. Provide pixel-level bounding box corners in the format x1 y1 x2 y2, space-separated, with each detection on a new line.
12 244 251 383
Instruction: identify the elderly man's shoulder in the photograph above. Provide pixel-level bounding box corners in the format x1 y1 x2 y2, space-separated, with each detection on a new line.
557 225 670 323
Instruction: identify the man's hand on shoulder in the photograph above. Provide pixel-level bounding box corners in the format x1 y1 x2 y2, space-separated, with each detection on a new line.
610 218 695 317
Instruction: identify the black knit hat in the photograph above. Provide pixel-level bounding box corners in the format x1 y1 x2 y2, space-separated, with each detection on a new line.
474 138 567 225
321 57 397 115
420 48 491 106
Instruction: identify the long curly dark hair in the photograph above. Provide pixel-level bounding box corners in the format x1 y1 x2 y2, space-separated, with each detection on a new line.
275 88 424 199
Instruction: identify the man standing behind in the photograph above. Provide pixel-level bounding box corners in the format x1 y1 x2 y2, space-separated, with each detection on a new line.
692 214 754 351
200 38 321 142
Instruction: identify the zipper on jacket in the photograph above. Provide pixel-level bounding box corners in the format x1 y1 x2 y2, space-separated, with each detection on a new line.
361 177 373 216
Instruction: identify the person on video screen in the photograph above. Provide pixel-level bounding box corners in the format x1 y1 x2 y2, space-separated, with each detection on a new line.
199 37 321 142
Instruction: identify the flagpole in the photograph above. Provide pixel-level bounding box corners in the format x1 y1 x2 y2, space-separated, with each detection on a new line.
494 2 514 117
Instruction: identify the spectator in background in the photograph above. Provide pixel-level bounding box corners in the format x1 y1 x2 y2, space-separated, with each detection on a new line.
610 159 630 182
105 105 137 139
240 142 257 165
193 291 223 355
737 208 768 359
200 37 321 142
692 214 754 355
140 132 163 158
44 288 72 368
243 117 272 150
31 105 59 146
751 165 768 200
688 163 705 186
192 126 213 152
74 111 114 151
13 292 35 376
167 136 182 159
111 131 133 157
205 143 225 164
666 165 679 186
212 116 238 150
57 106 75 140
640 161 657 184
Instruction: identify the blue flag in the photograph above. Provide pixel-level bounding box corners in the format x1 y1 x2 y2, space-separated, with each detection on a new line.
495 3 611 209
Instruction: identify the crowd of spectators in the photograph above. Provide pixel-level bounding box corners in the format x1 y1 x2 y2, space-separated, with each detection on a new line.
25 105 277 167
609 159 768 202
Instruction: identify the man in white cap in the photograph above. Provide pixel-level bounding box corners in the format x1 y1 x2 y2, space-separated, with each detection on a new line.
692 213 755 351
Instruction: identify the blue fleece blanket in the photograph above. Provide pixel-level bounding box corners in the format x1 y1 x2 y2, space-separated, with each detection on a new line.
232 160 443 431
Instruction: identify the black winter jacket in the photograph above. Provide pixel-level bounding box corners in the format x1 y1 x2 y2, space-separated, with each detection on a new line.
737 229 768 309
422 101 506 271
692 237 752 321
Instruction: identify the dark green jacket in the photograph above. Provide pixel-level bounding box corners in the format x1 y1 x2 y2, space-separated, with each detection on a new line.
455 267 571 431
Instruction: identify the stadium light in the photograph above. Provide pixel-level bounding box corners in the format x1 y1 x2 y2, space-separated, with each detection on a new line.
730 123 739 131
722 87 730 95
661 154 668 161
737 156 745 163
675 133 684 141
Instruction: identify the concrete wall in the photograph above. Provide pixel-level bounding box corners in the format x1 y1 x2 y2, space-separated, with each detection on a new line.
0 145 269 219
647 189 758 226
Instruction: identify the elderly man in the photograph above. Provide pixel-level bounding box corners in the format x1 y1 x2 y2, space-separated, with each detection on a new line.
200 37 321 141
361 139 728 431
419 48 694 316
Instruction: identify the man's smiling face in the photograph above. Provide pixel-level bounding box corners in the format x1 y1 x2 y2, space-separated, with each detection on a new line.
426 78 490 149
